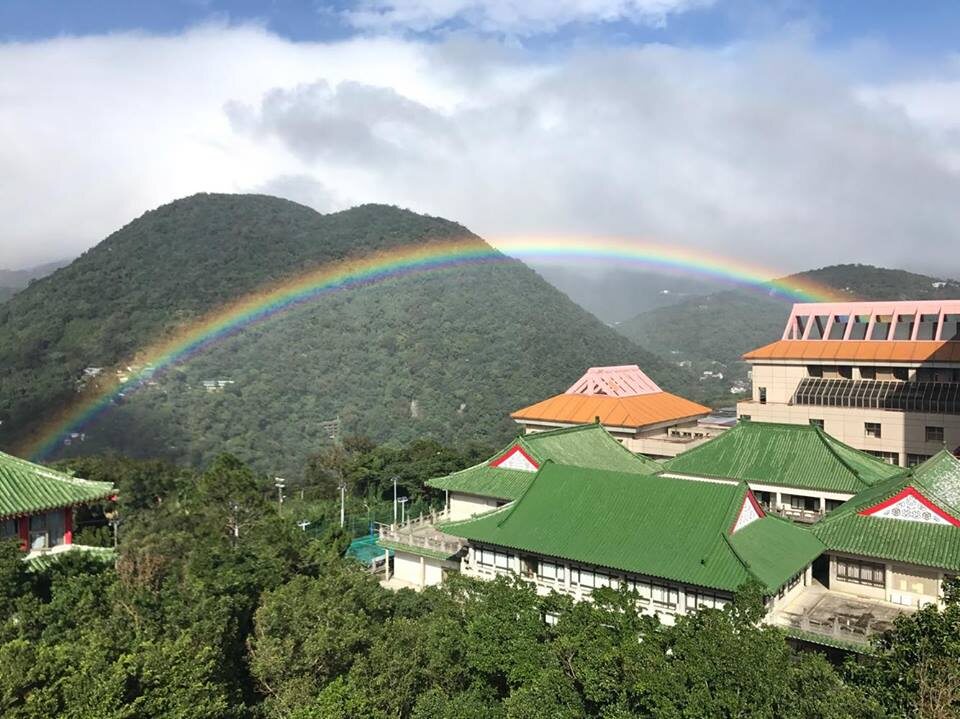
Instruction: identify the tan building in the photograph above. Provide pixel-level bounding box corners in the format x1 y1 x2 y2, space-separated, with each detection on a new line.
738 300 960 466
512 365 730 458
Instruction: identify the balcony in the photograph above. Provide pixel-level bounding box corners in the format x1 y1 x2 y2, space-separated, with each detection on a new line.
375 509 464 559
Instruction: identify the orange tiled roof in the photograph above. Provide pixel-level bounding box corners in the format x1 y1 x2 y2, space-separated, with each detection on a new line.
511 391 711 429
743 340 960 363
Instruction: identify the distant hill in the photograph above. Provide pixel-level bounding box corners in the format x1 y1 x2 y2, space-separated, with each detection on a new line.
616 264 960 405
0 194 696 476
0 259 69 301
530 265 730 324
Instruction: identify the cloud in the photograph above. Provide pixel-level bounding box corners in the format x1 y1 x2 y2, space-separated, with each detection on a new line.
344 0 715 35
1 24 960 279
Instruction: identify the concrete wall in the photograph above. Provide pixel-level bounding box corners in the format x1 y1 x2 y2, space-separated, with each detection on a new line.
391 550 450 590
828 552 943 607
740 364 960 466
448 492 502 520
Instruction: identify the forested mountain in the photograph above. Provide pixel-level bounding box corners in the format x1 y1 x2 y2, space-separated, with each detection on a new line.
617 265 960 404
0 194 693 476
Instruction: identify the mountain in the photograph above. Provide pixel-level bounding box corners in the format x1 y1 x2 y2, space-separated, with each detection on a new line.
0 193 696 476
529 265 730 324
617 264 960 405
0 259 69 301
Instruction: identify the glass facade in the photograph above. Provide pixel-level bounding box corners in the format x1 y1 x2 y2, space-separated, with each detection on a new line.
793 378 960 414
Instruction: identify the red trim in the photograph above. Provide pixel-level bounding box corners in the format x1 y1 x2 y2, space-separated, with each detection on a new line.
729 491 766 534
489 444 540 470
64 507 73 546
18 516 28 551
859 486 960 527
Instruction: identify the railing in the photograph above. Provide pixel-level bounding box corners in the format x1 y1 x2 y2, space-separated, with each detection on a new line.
375 509 464 558
771 611 878 644
775 507 824 524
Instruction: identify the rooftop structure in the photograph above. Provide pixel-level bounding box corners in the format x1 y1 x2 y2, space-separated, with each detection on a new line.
442 462 822 598
0 450 116 555
814 451 960 574
512 365 724 459
661 421 901 521
739 300 960 466
426 423 658 515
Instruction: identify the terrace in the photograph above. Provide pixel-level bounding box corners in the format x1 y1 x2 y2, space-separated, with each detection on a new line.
769 582 912 646
375 509 464 559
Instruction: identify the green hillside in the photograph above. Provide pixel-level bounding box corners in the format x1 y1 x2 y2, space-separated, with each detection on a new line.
617 264 960 405
0 194 694 476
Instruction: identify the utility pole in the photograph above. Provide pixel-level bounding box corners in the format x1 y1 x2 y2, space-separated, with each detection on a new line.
340 482 346 528
399 496 409 524
275 477 286 514
393 476 399 524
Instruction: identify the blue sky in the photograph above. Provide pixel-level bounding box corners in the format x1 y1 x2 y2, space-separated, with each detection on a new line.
3 0 959 59
0 0 958 273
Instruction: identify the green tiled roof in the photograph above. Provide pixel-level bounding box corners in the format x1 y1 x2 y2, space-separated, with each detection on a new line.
813 451 960 571
0 451 116 519
441 463 823 593
426 424 658 500
661 421 901 494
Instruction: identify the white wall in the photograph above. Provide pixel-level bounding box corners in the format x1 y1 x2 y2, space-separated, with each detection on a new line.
449 492 502 520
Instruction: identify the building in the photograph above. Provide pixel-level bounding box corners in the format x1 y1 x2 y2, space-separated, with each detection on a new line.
661 420 901 522
378 424 659 590
440 462 823 625
739 300 960 466
511 365 729 458
0 450 116 557
811 450 960 609
427 423 659 520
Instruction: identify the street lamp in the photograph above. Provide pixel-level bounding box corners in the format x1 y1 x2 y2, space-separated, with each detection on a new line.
339 481 346 528
398 496 409 524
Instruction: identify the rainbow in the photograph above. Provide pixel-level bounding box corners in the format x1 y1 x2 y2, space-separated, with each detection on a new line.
21 236 843 460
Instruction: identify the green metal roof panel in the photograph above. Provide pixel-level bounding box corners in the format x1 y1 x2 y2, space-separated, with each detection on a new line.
442 464 819 593
662 421 901 494
0 451 116 519
426 424 657 499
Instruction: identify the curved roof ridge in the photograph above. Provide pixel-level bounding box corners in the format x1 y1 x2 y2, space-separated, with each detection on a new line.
495 459 554 528
811 425 863 484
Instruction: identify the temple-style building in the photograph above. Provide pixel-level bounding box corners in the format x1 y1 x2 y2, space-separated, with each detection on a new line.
0 450 116 558
739 300 960 466
511 365 730 458
661 420 901 522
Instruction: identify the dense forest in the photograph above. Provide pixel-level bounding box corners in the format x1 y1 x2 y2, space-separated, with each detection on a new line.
1 446 958 718
617 265 960 402
0 194 696 476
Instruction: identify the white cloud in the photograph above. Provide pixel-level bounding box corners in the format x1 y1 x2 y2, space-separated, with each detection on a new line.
344 0 715 35
1 25 959 278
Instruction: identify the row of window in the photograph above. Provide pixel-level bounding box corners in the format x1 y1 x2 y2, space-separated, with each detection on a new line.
477 548 513 570
793 378 960 415
836 558 885 588
1 513 67 550
512 554 731 611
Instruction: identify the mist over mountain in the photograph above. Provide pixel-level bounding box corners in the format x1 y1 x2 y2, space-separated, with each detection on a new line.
0 193 696 476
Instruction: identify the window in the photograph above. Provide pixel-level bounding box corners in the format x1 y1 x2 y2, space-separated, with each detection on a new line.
807 365 823 378
651 583 679 610
825 499 844 512
865 450 899 465
685 589 727 611
860 366 876 380
865 422 882 439
0 518 17 541
759 387 767 404
537 560 562 582
926 426 945 443
789 495 818 512
626 578 651 603
836 558 885 588
571 567 614 592
809 418 824 430
478 548 513 570
907 453 932 467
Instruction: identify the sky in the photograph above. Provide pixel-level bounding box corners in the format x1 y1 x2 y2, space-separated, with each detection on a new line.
1 0 959 276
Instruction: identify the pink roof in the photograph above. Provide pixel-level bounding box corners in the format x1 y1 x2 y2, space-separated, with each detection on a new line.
781 301 960 342
565 365 661 397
